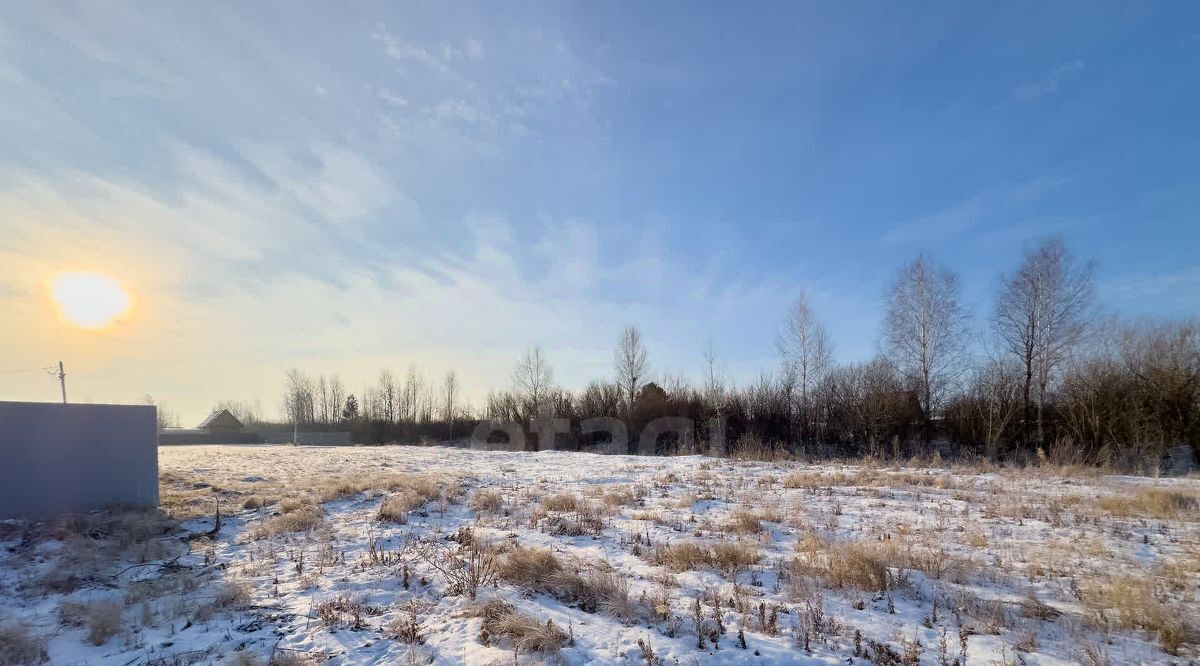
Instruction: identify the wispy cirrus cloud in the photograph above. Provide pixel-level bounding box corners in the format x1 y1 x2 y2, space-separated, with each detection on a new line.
1013 60 1084 102
1106 267 1200 301
883 175 1069 244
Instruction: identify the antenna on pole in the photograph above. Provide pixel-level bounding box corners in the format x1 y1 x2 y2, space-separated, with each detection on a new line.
57 361 67 404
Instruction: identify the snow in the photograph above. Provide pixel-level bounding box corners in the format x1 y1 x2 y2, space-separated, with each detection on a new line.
1 444 1196 665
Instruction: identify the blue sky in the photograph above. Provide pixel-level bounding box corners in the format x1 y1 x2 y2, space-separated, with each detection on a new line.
1 2 1198 422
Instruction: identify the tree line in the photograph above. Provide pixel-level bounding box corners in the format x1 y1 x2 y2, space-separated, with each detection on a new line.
264 237 1197 472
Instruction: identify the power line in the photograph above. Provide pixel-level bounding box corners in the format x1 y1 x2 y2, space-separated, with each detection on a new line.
0 362 67 404
0 364 58 375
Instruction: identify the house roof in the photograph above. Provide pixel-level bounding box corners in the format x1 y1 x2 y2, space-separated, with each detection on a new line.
198 408 243 429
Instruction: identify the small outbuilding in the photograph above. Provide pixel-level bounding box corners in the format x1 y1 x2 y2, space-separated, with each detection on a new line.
198 409 243 434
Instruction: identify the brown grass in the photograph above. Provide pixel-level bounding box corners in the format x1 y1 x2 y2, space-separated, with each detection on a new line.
602 487 638 508
792 537 895 591
84 600 123 646
1084 575 1197 654
1098 488 1199 520
473 598 568 654
468 488 504 514
247 506 324 539
541 493 581 512
727 509 764 534
498 547 643 621
0 623 48 665
377 492 427 523
654 540 760 574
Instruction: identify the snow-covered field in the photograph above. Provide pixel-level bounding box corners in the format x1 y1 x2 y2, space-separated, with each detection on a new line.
2 445 1198 665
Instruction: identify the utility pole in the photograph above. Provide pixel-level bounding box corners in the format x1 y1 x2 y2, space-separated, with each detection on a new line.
57 361 67 404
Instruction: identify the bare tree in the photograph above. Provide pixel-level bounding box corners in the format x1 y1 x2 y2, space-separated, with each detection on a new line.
316 375 330 424
701 337 724 399
377 369 397 423
777 291 834 443
402 365 422 423
966 359 1023 459
994 238 1093 447
512 345 554 416
442 370 459 421
328 375 345 424
284 368 316 425
213 399 263 427
143 395 179 430
883 255 969 443
820 357 908 457
615 325 650 414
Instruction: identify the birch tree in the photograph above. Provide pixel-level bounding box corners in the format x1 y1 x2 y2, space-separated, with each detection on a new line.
994 237 1093 447
615 325 650 414
777 291 834 443
883 255 969 443
513 345 554 417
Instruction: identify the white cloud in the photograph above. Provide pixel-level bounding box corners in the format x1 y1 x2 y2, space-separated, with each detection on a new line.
465 38 485 62
1013 60 1084 102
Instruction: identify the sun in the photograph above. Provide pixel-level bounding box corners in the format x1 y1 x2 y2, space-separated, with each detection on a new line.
50 271 133 329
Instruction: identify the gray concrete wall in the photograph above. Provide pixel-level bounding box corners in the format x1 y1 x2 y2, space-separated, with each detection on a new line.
256 430 352 445
159 430 259 445
0 401 158 518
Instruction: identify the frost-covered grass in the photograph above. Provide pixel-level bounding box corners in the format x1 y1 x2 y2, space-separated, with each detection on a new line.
0 444 1197 665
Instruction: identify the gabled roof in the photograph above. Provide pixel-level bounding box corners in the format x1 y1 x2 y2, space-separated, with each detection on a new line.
198 408 243 429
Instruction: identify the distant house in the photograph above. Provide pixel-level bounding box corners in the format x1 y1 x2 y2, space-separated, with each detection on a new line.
198 409 243 434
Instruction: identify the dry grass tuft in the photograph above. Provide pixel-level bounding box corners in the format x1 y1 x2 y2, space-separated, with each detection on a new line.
601 487 638 508
314 594 383 630
317 477 371 503
654 540 760 575
498 547 643 621
473 598 568 654
215 581 253 610
84 600 123 646
727 509 763 534
377 492 424 523
792 537 896 591
468 488 504 514
540 493 580 512
267 652 321 666
0 623 49 665
499 547 565 588
1084 576 1197 654
248 505 324 539
1098 488 1199 520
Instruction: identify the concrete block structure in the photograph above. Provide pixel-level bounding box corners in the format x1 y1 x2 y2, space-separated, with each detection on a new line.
0 401 158 518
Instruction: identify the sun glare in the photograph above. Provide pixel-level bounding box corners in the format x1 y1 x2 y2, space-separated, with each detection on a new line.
50 271 133 329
